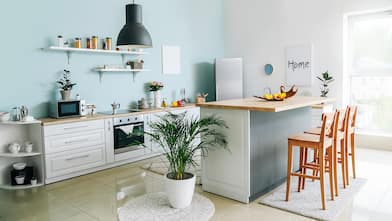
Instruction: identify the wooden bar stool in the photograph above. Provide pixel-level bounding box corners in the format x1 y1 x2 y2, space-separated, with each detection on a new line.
286 113 336 210
304 108 349 195
345 106 357 185
301 110 340 194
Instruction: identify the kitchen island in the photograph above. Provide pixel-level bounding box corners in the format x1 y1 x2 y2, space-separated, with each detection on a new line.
197 96 334 203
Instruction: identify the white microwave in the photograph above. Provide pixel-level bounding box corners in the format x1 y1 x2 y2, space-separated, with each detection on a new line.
51 100 87 118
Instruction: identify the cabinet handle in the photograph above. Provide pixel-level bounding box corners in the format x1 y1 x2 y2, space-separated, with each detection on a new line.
64 125 88 130
65 154 89 161
107 121 111 131
65 138 89 144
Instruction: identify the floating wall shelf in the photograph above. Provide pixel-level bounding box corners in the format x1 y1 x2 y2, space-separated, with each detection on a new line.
0 152 41 158
45 46 148 56
0 120 41 125
94 68 150 82
0 182 44 190
94 68 150 73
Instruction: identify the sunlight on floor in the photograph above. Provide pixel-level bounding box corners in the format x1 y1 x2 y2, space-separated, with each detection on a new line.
0 148 390 221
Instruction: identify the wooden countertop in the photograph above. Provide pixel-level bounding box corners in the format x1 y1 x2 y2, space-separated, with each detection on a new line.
39 104 197 126
197 96 335 113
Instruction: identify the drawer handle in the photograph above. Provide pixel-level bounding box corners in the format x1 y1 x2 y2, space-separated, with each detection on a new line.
64 125 89 130
65 138 89 144
65 154 89 161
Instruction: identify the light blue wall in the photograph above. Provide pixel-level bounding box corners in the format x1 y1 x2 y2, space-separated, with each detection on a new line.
0 0 223 118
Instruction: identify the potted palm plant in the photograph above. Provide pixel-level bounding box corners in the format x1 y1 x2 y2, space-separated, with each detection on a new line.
144 112 228 208
57 69 76 100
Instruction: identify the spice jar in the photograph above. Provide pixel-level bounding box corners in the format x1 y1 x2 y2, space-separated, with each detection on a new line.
86 38 91 49
92 36 98 49
74 38 82 48
105 37 112 50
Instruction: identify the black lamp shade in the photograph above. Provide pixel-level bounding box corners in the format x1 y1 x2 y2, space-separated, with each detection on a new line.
117 4 152 49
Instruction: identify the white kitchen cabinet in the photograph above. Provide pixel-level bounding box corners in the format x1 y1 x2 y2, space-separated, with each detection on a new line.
45 145 105 178
43 119 107 183
0 121 45 189
44 129 105 154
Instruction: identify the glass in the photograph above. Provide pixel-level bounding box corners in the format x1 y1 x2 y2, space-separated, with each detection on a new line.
347 11 392 134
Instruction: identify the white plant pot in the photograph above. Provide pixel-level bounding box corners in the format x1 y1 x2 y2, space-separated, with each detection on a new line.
165 172 196 209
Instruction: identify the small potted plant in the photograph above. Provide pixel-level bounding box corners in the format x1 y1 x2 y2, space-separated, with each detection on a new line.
317 71 334 97
57 69 76 100
144 112 228 208
149 81 164 108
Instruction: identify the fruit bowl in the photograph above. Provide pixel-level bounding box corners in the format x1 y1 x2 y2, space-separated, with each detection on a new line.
254 95 285 101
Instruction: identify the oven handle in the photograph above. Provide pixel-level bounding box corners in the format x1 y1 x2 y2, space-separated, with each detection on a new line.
115 123 144 128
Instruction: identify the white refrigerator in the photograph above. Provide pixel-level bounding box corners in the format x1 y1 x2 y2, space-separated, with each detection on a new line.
215 58 244 101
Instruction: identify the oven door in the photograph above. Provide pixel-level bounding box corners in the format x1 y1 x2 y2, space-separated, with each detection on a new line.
113 122 145 154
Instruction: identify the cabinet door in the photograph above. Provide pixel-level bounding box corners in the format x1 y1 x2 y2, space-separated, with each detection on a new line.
45 145 105 179
44 129 105 154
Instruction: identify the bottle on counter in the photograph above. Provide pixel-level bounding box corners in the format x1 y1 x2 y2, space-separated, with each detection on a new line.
92 36 98 49
105 37 112 50
74 38 82 48
57 35 64 47
86 38 91 49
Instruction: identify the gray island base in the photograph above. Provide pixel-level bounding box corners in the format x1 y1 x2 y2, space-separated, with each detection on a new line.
198 96 334 203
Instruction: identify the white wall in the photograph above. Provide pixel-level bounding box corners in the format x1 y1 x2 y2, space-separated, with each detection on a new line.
223 0 392 107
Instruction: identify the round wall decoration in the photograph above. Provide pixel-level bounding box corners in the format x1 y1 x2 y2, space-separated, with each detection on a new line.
264 64 274 75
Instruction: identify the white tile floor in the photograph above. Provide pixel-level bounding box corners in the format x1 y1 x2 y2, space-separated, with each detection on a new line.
0 147 390 221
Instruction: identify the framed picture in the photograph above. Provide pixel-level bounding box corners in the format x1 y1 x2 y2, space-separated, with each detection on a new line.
162 45 181 75
285 45 312 86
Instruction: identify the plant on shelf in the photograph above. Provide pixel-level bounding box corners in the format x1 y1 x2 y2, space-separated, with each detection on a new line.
317 71 334 97
149 81 164 108
143 112 228 208
57 69 76 100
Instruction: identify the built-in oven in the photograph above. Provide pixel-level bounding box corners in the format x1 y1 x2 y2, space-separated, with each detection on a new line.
113 115 146 156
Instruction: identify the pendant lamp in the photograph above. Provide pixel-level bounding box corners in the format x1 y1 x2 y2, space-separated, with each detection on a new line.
117 2 152 49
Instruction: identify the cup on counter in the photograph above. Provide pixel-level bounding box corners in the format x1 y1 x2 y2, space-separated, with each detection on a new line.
30 177 37 185
15 175 25 185
24 141 33 153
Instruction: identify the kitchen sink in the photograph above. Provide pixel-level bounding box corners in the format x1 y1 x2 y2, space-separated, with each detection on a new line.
99 109 141 115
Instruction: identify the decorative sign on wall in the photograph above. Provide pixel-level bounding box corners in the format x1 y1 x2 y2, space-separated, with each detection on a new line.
285 45 312 86
162 45 181 75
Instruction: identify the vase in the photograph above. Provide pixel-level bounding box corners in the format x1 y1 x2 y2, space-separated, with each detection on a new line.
165 172 196 209
153 90 161 108
60 90 71 100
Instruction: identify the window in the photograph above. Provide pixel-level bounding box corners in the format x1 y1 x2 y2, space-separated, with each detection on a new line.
345 10 392 135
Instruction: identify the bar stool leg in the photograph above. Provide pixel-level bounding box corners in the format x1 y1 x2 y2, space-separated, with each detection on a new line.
340 138 346 188
351 133 357 179
333 142 339 196
319 148 326 210
328 147 334 201
345 135 350 186
298 147 304 192
286 142 293 201
302 148 308 190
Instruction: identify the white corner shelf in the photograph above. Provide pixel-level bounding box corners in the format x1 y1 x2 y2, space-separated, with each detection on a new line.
45 46 148 56
0 182 44 190
0 120 41 125
94 68 150 73
0 152 41 158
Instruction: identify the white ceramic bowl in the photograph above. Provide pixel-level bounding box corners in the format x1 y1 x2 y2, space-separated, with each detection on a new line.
15 175 25 185
13 162 27 170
